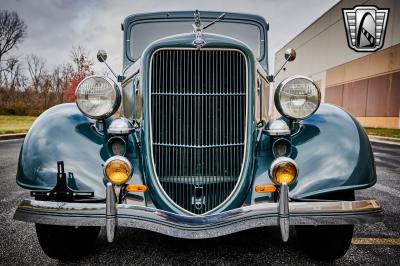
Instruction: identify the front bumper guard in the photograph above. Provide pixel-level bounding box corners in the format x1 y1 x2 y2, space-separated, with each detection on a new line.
14 183 383 241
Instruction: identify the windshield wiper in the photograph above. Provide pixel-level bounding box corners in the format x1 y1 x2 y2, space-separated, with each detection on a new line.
203 12 226 30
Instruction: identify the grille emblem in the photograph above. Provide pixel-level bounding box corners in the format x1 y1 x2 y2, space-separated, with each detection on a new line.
192 35 206 49
342 5 389 52
193 186 205 210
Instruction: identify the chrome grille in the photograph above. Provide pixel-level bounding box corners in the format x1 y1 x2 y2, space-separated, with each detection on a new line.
150 49 247 214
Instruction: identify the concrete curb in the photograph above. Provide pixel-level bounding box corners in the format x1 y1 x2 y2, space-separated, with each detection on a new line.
368 135 400 144
0 133 26 141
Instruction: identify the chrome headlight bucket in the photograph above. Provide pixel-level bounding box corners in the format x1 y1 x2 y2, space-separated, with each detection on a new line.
108 117 134 135
274 75 321 120
75 75 121 119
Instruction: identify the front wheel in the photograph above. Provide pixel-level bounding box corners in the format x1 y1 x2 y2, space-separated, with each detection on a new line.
35 224 100 261
295 191 355 261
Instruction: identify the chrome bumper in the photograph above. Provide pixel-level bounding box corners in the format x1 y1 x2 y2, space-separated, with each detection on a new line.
14 186 382 241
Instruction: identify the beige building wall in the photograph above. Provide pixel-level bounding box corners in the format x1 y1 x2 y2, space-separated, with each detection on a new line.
273 0 400 128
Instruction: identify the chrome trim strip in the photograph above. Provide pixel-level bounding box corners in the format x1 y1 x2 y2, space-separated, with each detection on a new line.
153 143 244 149
14 199 383 239
148 48 249 216
278 183 289 242
106 183 117 243
151 92 246 96
122 58 141 87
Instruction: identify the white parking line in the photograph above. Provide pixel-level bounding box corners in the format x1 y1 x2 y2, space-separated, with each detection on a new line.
352 237 400 245
370 139 400 146
373 183 400 198
374 158 400 169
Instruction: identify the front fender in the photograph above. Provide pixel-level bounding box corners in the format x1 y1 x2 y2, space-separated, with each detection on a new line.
252 103 376 202
16 103 140 199
290 103 376 198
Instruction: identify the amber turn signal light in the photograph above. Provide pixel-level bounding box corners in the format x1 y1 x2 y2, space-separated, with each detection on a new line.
104 156 132 185
126 184 147 192
255 185 277 193
269 157 298 185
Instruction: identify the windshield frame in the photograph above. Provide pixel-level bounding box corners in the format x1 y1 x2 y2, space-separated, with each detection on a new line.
128 19 263 61
123 11 268 70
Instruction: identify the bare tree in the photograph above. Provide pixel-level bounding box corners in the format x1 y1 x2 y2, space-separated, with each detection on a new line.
0 10 27 89
41 74 52 109
0 56 26 90
62 63 73 84
70 45 93 76
26 54 46 91
7 57 25 90
50 63 73 103
50 65 62 101
0 10 27 62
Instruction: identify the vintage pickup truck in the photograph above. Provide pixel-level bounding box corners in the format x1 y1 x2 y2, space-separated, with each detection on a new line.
14 10 382 261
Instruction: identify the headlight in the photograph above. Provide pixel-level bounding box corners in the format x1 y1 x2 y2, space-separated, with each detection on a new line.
269 157 298 185
107 136 127 156
104 156 132 185
272 138 292 158
75 76 121 119
274 75 321 120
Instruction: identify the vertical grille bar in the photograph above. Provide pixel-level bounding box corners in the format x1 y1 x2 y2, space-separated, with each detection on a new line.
150 49 247 214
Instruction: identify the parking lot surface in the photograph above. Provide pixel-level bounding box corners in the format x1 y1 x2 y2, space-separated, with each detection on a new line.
0 139 399 265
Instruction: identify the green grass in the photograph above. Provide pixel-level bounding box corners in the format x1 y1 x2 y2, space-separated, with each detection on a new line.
364 127 400 139
1 115 399 139
0 115 37 134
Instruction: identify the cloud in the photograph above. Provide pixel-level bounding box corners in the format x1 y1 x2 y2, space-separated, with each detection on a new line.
2 0 338 73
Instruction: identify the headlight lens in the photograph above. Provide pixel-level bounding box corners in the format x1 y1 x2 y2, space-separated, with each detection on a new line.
104 156 132 185
75 76 121 119
272 138 292 158
107 136 127 156
269 157 298 185
274 75 321 120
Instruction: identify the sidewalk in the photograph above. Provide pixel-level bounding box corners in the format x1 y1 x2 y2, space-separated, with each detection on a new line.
368 135 400 145
0 133 26 141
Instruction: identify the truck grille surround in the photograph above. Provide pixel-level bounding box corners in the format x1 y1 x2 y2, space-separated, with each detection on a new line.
150 48 247 215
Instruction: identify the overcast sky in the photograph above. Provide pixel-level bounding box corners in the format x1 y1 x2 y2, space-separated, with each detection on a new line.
2 0 339 74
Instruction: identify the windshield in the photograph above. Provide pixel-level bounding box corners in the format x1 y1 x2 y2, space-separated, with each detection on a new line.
129 20 262 60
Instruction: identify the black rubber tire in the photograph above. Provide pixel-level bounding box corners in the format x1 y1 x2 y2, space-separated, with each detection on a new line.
295 191 355 261
35 224 100 261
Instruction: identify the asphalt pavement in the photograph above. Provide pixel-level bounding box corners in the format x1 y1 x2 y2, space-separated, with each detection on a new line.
0 138 399 265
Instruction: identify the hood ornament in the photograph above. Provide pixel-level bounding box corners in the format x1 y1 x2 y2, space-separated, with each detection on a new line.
191 10 226 49
192 10 206 49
